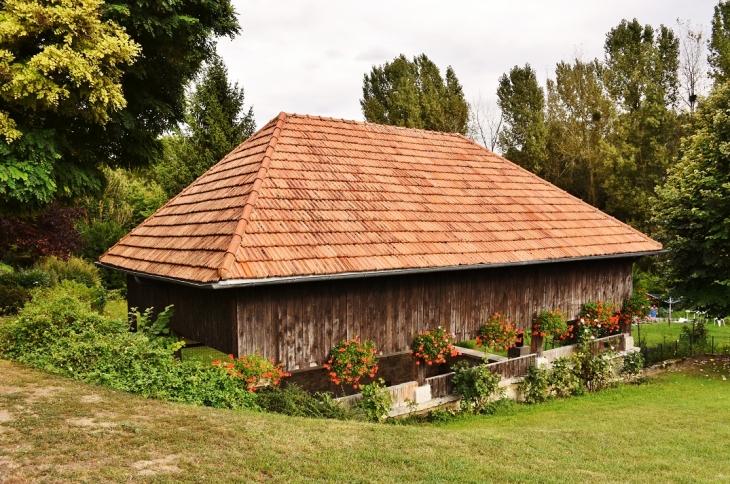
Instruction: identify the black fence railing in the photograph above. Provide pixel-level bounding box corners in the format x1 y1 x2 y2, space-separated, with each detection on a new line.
639 335 730 367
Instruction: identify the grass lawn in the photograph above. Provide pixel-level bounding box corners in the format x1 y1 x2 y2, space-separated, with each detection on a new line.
633 320 730 348
1 358 730 483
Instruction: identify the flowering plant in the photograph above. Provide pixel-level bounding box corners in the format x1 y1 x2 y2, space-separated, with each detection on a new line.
212 353 289 392
323 336 378 389
411 326 460 365
476 313 518 351
577 301 620 341
617 290 651 327
533 309 568 339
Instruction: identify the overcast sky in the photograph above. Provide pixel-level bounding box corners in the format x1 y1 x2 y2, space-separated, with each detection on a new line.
218 1 718 127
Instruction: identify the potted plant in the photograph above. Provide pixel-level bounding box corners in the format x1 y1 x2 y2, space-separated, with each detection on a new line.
476 313 518 352
323 336 378 395
411 326 460 383
532 309 568 354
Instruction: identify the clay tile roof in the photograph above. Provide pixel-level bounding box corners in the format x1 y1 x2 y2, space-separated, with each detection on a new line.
99 112 662 284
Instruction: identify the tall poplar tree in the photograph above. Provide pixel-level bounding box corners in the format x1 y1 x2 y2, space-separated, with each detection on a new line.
602 19 681 228
361 54 469 134
545 58 614 208
496 64 547 173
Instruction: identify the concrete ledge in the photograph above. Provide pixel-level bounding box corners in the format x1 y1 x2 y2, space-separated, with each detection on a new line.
388 395 460 418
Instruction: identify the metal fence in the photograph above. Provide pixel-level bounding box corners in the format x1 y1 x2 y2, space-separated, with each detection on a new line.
639 334 730 367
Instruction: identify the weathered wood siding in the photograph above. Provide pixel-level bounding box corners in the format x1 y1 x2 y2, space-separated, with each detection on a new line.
235 258 633 370
127 274 237 355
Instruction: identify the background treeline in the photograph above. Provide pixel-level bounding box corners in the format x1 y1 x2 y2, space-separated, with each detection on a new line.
2 1 730 315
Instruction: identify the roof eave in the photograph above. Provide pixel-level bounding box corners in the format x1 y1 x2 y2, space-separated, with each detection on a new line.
97 250 664 290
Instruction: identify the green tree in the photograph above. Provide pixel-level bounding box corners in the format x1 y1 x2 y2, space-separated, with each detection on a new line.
709 1 730 83
155 55 256 198
361 54 469 134
0 0 140 210
0 0 239 211
653 81 730 314
496 64 547 173
545 58 614 208
602 19 681 228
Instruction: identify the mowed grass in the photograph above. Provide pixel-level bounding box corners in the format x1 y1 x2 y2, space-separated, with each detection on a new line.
633 320 730 347
1 359 730 483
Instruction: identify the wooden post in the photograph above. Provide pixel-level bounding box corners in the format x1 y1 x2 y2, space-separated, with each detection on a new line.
531 334 543 356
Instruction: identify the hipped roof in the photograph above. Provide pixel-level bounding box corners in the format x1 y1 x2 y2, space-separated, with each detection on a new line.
99 112 662 285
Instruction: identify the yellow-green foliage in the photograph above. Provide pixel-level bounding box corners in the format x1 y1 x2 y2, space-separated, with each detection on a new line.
0 0 140 142
35 256 101 287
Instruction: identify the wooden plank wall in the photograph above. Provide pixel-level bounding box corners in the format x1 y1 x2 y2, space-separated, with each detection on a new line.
236 258 633 371
127 275 237 355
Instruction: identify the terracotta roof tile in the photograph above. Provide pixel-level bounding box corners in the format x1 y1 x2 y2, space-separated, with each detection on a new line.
100 112 662 283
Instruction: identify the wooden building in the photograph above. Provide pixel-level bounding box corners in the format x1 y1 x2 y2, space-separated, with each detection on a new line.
100 113 661 373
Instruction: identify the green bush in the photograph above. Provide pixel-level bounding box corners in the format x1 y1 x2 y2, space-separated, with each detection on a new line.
0 285 31 315
256 384 352 420
0 268 51 289
548 357 584 398
621 350 644 380
572 345 616 392
518 364 551 404
0 282 257 410
682 322 708 345
356 378 393 422
35 256 101 287
451 360 502 414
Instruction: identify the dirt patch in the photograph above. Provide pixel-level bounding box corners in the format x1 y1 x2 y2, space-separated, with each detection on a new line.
0 410 13 424
80 394 103 404
647 355 730 379
66 417 115 428
0 455 20 471
131 454 184 476
0 386 23 396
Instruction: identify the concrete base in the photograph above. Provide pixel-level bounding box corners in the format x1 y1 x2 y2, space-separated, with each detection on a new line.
535 356 549 369
414 384 432 403
622 336 634 351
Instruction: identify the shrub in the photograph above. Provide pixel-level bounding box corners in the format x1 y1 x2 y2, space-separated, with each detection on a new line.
212 353 289 392
0 285 30 315
35 256 101 287
356 378 393 422
451 359 502 414
256 384 352 420
621 350 644 380
411 326 460 366
131 305 176 338
682 321 708 345
0 268 51 289
476 313 518 351
548 357 584 398
533 309 568 340
0 282 259 410
577 301 620 341
518 364 551 404
323 336 378 389
572 344 616 392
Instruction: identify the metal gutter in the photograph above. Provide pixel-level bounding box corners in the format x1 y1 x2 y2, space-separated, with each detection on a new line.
96 250 664 290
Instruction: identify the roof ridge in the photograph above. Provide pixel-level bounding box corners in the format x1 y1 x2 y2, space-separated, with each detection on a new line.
217 112 288 280
285 112 467 138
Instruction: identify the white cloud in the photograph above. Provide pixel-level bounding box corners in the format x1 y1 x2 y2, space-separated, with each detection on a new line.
220 0 717 127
